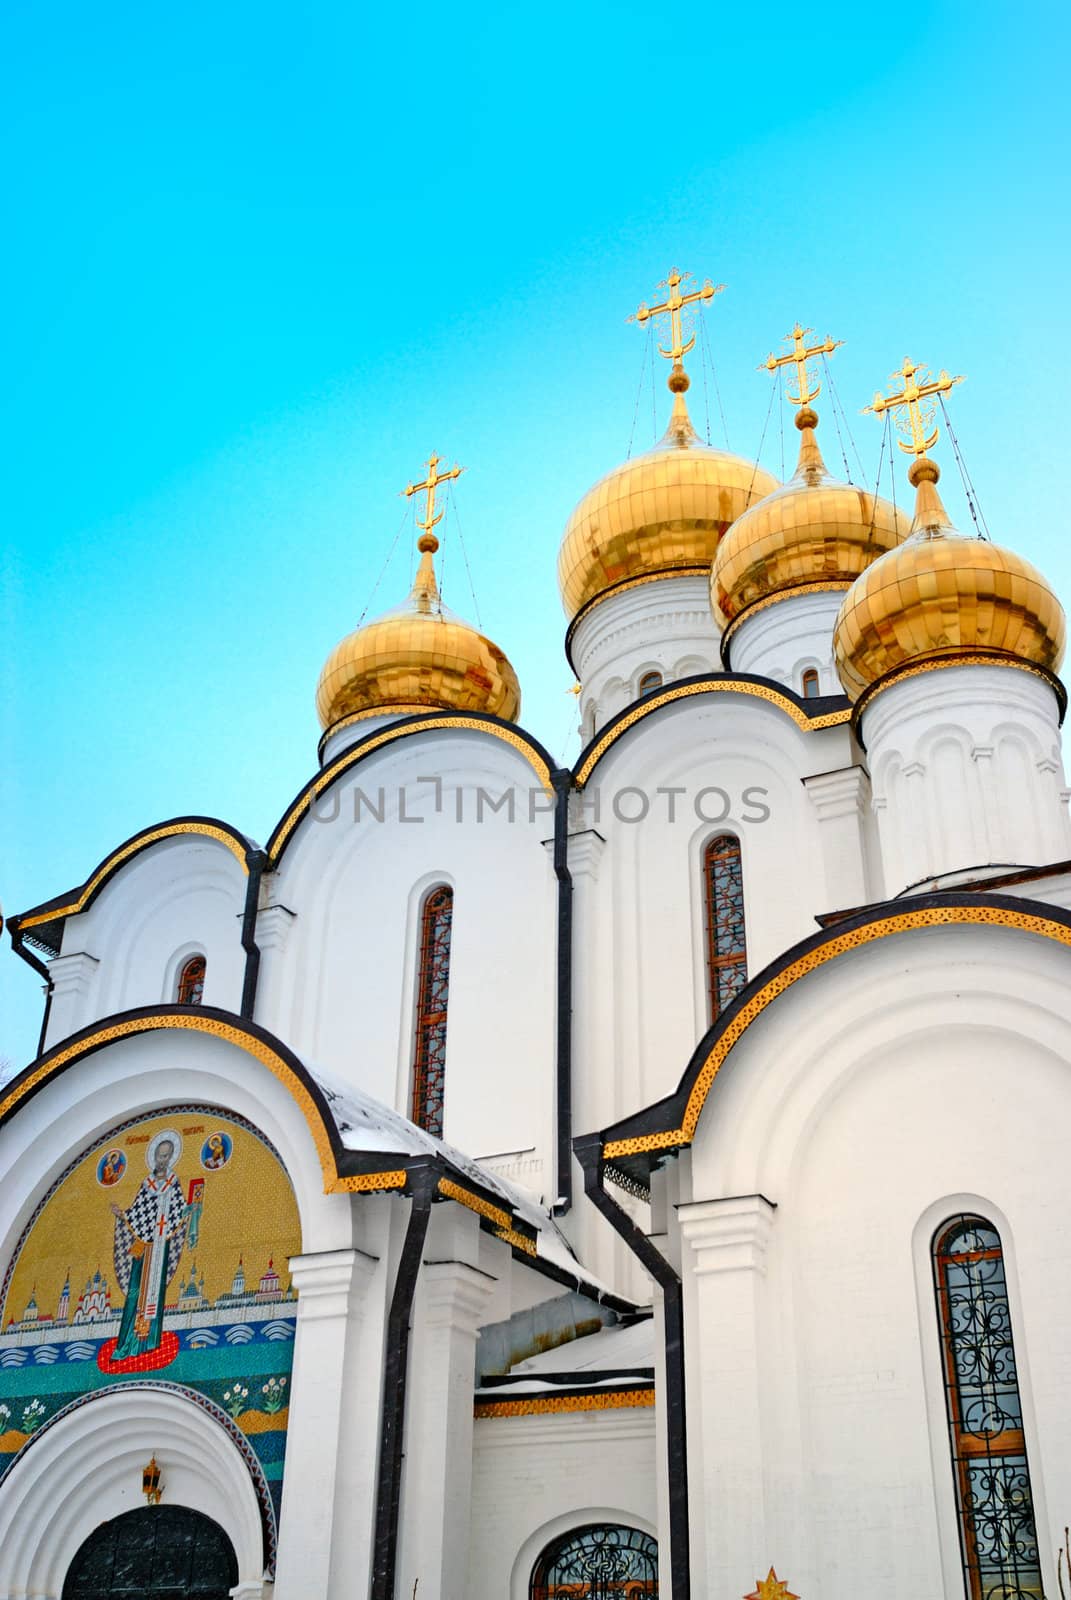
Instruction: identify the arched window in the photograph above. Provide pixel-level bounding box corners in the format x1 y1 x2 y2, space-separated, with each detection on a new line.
531 1523 658 1598
932 1216 1042 1600
801 667 820 699
176 954 206 1006
411 886 453 1137
637 669 663 698
703 834 747 1021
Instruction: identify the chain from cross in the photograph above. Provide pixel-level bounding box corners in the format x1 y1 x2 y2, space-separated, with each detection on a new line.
629 268 724 363
864 358 965 456
403 453 466 533
760 322 843 408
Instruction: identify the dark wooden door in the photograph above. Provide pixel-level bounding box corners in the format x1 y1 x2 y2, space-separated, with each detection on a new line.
62 1505 239 1599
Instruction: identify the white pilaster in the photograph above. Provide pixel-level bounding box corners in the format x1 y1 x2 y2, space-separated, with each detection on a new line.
273 1245 381 1599
802 765 872 911
678 1194 776 1600
45 951 100 1045
397 1207 497 1600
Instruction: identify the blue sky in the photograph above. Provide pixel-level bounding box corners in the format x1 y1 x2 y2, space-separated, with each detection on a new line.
3 2 1068 1062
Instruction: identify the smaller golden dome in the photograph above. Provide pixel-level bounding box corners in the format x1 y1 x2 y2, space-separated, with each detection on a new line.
711 407 911 643
833 456 1066 705
558 373 778 621
316 533 521 731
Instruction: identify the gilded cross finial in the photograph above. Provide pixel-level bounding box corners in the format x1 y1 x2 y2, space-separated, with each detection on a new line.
760 322 843 409
403 453 465 535
865 357 965 456
629 267 724 381
744 1568 800 1600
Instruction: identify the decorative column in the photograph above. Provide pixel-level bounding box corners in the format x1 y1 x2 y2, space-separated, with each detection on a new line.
273 1247 381 1598
801 766 872 912
678 1195 776 1600
249 904 296 1036
396 1210 497 1600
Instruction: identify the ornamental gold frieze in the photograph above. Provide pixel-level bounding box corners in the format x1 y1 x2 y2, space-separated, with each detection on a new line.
574 679 849 787
473 1387 655 1419
17 823 250 931
602 902 1071 1161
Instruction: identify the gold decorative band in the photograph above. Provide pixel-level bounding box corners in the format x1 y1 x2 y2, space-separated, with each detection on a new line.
603 902 1071 1160
437 1177 537 1254
0 1012 352 1198
720 581 853 657
852 651 1065 728
474 1387 655 1419
274 716 555 858
565 566 711 649
575 679 849 786
18 824 250 931
316 704 436 759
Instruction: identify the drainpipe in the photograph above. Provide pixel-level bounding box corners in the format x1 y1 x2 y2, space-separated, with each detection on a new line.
371 1163 436 1599
8 920 54 1059
574 1134 690 1600
239 849 268 1020
552 768 574 1212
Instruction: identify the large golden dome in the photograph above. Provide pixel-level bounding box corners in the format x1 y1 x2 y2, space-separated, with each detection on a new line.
316 532 521 730
833 457 1065 705
711 407 911 647
558 373 778 621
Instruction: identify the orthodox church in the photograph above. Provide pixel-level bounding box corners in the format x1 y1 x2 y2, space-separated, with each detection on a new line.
3 270 1070 1600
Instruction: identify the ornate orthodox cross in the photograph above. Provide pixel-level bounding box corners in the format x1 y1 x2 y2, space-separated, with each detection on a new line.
760 322 843 408
403 453 465 533
629 268 724 364
865 357 964 455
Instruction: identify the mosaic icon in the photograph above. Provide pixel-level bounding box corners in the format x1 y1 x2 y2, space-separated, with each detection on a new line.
95 1148 127 1187
200 1131 233 1171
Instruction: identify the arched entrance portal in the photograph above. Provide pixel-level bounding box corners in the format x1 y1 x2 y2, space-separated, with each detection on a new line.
62 1505 239 1599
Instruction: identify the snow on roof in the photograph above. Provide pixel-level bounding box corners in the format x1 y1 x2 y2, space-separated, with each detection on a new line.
309 1064 619 1302
507 1316 655 1377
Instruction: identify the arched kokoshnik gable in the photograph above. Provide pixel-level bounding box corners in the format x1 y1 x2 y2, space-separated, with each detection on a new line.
581 890 1071 1192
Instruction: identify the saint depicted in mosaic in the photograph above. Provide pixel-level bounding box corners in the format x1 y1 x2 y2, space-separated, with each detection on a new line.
108 1130 188 1367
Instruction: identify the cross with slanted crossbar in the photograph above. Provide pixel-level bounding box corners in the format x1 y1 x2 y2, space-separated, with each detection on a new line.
865 357 965 456
403 453 465 532
760 323 843 408
629 268 723 364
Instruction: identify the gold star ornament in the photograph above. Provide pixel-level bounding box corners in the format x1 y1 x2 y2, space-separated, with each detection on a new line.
745 1568 800 1600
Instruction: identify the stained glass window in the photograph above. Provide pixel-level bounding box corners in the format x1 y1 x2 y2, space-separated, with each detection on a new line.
531 1523 659 1599
801 667 820 699
933 1216 1042 1600
638 670 663 698
703 834 747 1022
176 955 206 1006
411 886 453 1138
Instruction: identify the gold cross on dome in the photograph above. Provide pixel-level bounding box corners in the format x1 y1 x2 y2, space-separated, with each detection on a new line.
403 453 465 533
760 322 843 408
629 267 724 364
865 357 965 456
744 1568 800 1600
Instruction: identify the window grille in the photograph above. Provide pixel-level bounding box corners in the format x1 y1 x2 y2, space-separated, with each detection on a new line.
703 834 747 1021
411 886 453 1137
530 1523 659 1599
176 955 206 1006
932 1215 1042 1600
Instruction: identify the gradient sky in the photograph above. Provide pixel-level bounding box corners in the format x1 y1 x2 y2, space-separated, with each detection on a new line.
3 2 1069 1064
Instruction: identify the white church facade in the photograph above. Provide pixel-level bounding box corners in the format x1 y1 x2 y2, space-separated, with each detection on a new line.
3 279 1070 1600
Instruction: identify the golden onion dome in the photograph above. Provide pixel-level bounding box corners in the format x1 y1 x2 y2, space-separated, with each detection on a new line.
557 368 778 621
833 456 1066 706
316 532 521 731
710 406 911 646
